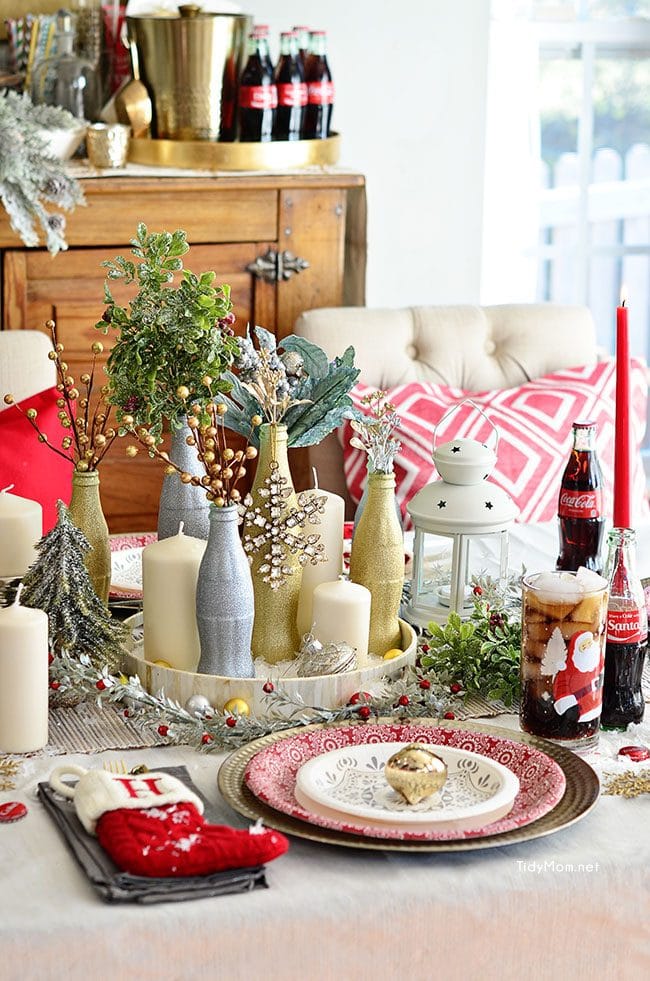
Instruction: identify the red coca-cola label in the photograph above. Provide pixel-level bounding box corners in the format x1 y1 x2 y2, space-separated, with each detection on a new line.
277 83 308 107
558 488 602 519
307 81 335 105
606 608 648 645
239 85 278 110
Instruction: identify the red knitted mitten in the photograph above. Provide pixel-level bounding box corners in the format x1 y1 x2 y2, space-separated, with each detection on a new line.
49 765 288 878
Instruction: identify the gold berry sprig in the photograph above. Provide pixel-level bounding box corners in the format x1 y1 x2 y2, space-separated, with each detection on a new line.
124 389 260 507
3 319 117 471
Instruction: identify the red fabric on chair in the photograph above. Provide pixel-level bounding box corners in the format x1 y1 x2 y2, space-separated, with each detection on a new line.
340 359 648 527
0 386 72 532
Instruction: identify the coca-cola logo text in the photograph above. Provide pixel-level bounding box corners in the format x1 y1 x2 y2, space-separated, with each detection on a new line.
607 608 648 645
277 83 308 107
558 489 602 519
307 81 335 105
239 85 278 110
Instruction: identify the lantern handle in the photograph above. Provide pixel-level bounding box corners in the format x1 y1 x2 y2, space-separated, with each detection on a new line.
433 399 499 453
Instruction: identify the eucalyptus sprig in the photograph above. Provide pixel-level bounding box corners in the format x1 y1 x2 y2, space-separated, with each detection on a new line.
220 326 360 448
96 224 240 439
420 592 522 707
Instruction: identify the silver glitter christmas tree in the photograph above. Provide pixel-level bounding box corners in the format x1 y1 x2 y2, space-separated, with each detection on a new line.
3 501 127 671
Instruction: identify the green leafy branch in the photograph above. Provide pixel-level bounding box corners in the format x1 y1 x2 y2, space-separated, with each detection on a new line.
96 224 239 439
420 597 522 707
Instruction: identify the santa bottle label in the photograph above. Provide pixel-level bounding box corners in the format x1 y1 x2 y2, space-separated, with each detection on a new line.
606 607 647 645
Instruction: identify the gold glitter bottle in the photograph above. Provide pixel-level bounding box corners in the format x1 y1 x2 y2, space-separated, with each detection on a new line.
349 471 404 655
68 469 111 605
247 423 302 663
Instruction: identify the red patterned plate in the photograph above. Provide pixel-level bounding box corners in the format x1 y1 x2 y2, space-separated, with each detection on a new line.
243 722 566 841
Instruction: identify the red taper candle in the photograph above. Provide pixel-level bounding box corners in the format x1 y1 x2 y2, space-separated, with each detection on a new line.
613 296 631 528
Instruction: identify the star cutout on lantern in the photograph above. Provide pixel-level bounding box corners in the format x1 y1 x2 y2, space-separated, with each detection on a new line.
451 445 461 453
485 501 494 510
437 500 447 509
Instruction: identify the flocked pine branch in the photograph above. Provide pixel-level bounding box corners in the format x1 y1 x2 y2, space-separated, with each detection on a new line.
0 91 84 254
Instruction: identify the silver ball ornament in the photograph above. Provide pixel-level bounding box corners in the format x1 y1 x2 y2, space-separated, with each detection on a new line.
185 694 213 718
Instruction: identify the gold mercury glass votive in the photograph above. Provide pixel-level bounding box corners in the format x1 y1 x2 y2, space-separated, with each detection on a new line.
86 123 131 168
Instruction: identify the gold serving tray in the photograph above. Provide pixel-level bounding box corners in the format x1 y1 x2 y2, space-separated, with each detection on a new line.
217 718 601 852
128 133 341 171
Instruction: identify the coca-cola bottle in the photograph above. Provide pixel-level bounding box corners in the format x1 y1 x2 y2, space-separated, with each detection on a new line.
238 33 277 142
293 25 311 67
273 32 307 141
303 30 334 139
556 421 605 573
252 24 274 76
602 528 648 728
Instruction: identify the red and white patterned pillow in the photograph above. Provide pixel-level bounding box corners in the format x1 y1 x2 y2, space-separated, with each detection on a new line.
339 360 649 527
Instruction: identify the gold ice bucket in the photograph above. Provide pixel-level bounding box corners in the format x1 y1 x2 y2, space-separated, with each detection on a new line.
127 8 252 141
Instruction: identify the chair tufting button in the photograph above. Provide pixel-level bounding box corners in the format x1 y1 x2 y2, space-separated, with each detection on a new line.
406 343 418 359
485 339 496 355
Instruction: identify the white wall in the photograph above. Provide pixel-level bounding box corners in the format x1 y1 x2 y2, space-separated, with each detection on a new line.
259 0 491 306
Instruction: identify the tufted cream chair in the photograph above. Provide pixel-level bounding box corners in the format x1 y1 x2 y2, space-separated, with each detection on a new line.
293 303 597 514
0 331 56 407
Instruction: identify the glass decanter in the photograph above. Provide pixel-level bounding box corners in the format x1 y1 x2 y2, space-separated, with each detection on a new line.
31 8 101 121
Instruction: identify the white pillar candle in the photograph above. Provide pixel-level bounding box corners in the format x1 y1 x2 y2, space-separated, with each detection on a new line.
143 524 206 672
312 579 372 664
0 591 49 753
297 485 345 638
0 485 42 579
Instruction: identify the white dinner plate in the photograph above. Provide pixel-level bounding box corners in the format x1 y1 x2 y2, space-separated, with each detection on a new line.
295 742 520 833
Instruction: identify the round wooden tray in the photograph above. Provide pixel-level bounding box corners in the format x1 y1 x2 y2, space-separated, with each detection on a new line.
128 133 341 171
121 614 417 717
218 718 601 852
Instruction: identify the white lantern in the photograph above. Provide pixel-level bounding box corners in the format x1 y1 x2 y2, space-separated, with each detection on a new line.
404 402 518 626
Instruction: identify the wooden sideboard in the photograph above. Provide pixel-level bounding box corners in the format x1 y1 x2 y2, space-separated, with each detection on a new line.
0 170 367 532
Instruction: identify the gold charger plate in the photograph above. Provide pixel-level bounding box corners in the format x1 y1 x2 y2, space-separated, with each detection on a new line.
217 718 600 852
128 133 341 171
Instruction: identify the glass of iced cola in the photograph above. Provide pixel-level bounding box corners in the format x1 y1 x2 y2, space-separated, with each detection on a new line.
520 568 609 749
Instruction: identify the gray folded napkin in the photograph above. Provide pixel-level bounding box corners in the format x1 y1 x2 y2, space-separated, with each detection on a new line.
38 765 267 904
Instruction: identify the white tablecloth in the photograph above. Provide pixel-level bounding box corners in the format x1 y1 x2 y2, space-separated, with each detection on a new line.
2 524 650 980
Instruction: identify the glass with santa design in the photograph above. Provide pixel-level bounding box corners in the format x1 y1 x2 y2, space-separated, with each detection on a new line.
520 568 609 750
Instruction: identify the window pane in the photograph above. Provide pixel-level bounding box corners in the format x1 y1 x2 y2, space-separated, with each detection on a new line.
588 1 650 18
540 55 581 249
593 55 650 155
532 1 578 20
551 251 579 301
532 1 650 17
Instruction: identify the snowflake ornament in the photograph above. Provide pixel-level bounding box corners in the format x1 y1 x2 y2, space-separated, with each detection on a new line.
243 461 327 588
